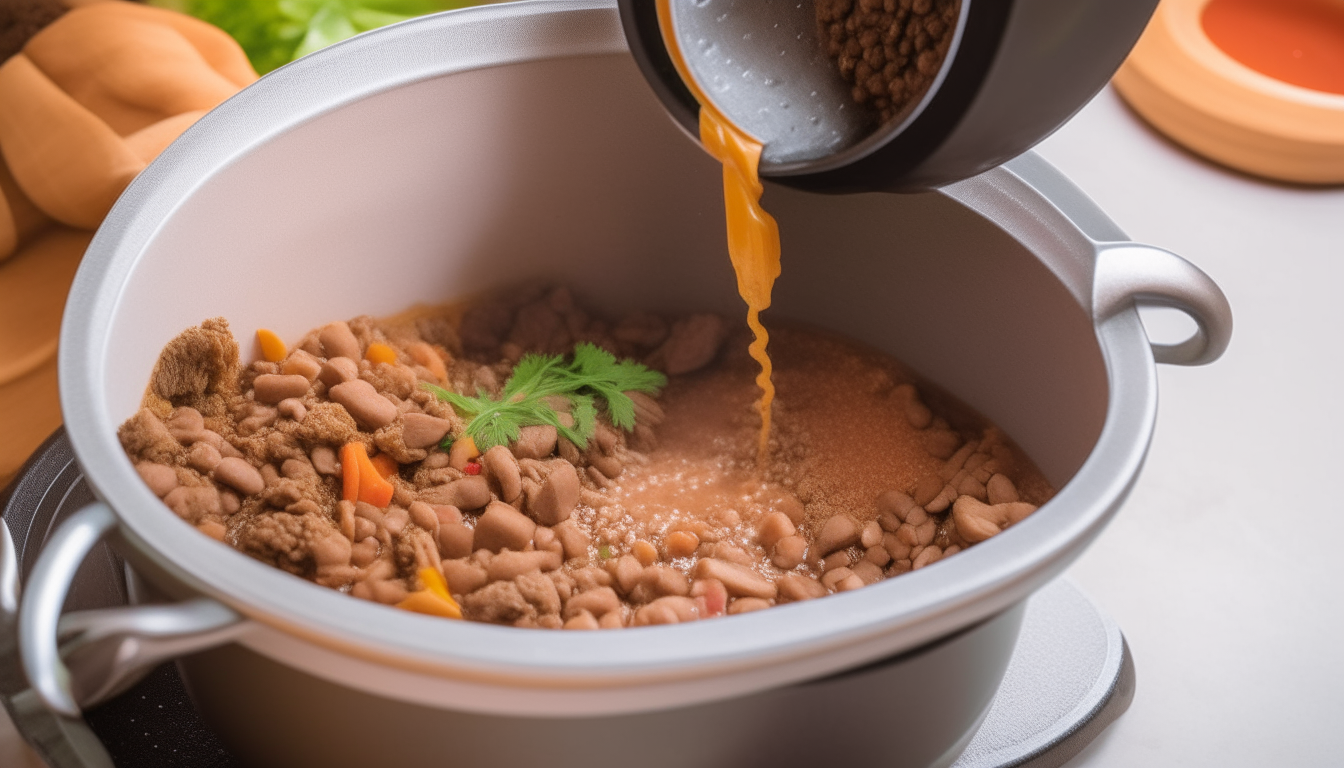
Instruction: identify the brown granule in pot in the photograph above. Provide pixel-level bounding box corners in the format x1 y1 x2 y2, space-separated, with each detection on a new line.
120 286 1052 629
816 0 960 124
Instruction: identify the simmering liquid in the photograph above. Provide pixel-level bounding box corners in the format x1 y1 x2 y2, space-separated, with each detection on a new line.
657 0 782 460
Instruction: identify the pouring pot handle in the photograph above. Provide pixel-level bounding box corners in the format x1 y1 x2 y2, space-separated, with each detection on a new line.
1093 243 1233 366
18 502 249 718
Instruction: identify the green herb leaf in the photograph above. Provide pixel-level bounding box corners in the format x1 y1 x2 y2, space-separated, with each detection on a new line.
423 343 666 451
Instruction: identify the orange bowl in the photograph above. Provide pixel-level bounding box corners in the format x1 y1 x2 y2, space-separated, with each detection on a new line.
1114 0 1344 183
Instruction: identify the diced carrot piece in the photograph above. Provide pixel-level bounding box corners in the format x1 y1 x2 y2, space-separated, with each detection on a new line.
365 342 398 366
340 443 362 502
395 567 462 619
408 341 449 382
396 589 462 620
448 435 479 470
370 452 399 480
256 328 287 362
353 445 394 508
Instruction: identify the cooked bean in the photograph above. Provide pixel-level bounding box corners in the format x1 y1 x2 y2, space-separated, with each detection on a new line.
986 473 1020 505
876 490 916 521
913 474 942 507
531 460 579 525
777 495 807 525
589 453 623 481
220 491 240 516
312 530 352 567
912 544 943 570
771 535 807 570
553 520 591 561
598 611 627 629
197 520 227 541
136 462 178 497
925 429 961 460
488 550 562 582
473 501 535 553
951 497 1001 543
860 520 883 549
822 550 851 573
442 559 488 595
318 356 359 387
904 396 933 430
512 424 558 460
631 539 659 566
281 349 323 381
728 597 772 615
904 505 929 526
188 442 221 472
564 587 621 619
351 537 380 567
163 486 221 523
665 530 700 559
407 501 439 534
927 484 956 514
822 567 855 590
957 474 987 501
777 573 828 602
214 457 264 495
755 511 796 551
354 501 384 524
310 445 338 475
851 560 883 584
657 314 726 375
865 545 892 567
634 601 681 626
480 445 522 503
835 574 865 592
319 321 361 360
254 374 310 404
422 476 491 510
815 514 861 556
693 559 776 600
167 407 205 444
641 565 690 597
941 442 977 480
403 413 453 450
563 611 600 630
329 379 398 430
383 506 410 536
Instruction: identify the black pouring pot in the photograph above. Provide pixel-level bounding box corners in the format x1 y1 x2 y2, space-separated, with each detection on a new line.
619 0 1159 192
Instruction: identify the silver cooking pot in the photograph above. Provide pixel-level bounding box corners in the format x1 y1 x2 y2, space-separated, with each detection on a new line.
14 2 1229 767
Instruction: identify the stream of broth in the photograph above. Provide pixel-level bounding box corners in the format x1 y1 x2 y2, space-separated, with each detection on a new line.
656 0 782 461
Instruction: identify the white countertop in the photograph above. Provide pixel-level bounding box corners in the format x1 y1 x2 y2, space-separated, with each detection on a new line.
4 85 1341 767
1040 87 1344 768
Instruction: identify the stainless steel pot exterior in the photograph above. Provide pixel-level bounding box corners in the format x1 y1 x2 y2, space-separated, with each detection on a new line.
39 0 1229 750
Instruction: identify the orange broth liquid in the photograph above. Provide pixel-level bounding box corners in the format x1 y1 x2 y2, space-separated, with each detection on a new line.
656 0 782 461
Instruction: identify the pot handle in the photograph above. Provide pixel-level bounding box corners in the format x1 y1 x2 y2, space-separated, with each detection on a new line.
19 502 249 718
1093 243 1233 366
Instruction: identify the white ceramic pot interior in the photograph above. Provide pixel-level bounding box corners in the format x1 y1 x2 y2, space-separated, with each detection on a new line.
62 3 1133 715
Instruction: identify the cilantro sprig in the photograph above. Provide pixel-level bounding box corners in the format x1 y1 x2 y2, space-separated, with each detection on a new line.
423 343 666 450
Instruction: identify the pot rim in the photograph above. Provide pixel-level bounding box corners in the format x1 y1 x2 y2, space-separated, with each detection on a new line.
58 0 1157 701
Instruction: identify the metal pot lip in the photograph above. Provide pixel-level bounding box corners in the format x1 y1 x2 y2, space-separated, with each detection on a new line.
58 0 1153 691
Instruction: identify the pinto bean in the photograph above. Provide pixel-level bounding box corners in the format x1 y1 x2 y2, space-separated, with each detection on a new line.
310 445 338 475
771 535 807 570
563 611 600 630
442 559 488 595
188 442 222 473
407 501 439 534
403 413 453 450
329 379 398 430
163 486 220 523
553 520 591 561
778 573 828 602
214 457 264 496
254 374 311 404
564 587 621 619
488 550 562 582
167 407 205 444
912 545 943 570
822 550 851 573
815 514 861 556
350 537 379 567
135 462 178 497
728 597 772 615
312 530 352 567
851 560 883 584
473 501 535 553
865 545 892 567
481 446 522 503
665 530 699 559
986 474 1021 505
877 490 917 521
511 424 557 460
822 567 855 590
318 356 359 387
860 520 883 549
641 565 690 597
319 321 361 360
422 477 491 510
281 349 322 381
755 511 796 551
634 596 699 625
693 559 777 600
383 506 410 536
531 460 579 525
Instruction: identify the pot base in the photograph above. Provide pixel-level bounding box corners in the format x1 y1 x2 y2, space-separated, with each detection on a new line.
3 429 1132 768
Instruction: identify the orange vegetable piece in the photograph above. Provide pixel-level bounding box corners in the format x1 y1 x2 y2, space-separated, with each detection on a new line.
408 341 449 383
396 567 462 620
340 443 362 502
370 452 399 480
340 442 394 507
365 342 397 366
256 328 287 362
355 448 394 507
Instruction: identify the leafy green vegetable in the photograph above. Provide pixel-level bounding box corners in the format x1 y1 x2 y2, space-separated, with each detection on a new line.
152 0 485 74
423 343 666 451
598 544 613 560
